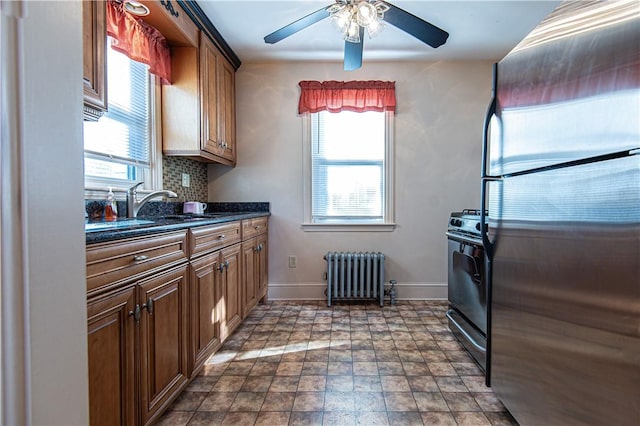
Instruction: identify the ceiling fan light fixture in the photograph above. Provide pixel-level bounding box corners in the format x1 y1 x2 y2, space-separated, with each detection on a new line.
356 1 377 27
345 19 361 43
330 6 353 34
366 18 385 39
328 0 388 42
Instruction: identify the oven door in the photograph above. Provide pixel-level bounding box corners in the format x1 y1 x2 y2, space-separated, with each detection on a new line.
446 232 487 371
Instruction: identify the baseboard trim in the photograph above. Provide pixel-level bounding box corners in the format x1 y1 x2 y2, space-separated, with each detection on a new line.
267 282 447 301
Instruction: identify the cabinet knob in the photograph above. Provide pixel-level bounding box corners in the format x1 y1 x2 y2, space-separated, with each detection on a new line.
142 298 154 315
129 304 141 322
133 255 149 263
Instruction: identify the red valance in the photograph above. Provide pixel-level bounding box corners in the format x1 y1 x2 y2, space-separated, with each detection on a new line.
298 80 396 114
106 0 171 84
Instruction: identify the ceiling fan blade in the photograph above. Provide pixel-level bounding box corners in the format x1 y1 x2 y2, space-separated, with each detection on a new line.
344 27 364 71
382 2 449 48
264 7 331 44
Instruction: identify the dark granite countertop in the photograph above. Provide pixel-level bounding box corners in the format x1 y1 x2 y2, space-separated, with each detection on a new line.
85 202 270 244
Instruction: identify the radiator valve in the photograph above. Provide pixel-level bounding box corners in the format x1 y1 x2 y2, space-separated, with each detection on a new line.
386 280 397 305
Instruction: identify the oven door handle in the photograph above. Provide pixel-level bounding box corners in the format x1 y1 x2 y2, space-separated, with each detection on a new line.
455 242 482 284
446 310 486 353
459 250 482 284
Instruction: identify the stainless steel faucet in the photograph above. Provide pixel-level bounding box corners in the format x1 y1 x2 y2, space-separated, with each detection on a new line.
127 182 178 218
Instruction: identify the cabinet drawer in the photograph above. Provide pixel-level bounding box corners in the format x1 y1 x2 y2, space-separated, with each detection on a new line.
189 222 241 257
242 217 268 240
87 231 188 295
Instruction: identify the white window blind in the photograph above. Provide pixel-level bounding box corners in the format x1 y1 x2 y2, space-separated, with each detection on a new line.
84 40 150 182
311 111 386 222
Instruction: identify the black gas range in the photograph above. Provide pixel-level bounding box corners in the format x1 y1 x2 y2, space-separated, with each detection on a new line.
445 210 490 384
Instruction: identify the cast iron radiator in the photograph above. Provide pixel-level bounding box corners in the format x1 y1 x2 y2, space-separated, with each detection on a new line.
324 252 386 307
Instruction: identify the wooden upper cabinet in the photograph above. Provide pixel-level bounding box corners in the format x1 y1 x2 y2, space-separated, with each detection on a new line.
137 1 198 47
201 36 222 156
82 0 107 121
219 58 236 162
163 32 237 166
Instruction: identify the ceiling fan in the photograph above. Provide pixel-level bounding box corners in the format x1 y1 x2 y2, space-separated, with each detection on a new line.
264 0 449 71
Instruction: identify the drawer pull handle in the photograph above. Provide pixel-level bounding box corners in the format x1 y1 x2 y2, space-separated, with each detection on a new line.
133 255 149 262
254 226 260 230
218 235 226 240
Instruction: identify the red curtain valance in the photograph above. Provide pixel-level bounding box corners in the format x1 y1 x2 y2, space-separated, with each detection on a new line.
298 80 396 114
106 0 171 84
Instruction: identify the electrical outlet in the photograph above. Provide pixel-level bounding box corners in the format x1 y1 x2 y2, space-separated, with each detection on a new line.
288 255 297 268
181 173 190 187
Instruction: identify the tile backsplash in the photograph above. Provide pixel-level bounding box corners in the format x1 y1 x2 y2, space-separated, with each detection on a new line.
163 156 208 202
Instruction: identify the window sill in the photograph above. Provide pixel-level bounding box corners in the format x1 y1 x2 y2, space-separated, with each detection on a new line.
301 223 397 232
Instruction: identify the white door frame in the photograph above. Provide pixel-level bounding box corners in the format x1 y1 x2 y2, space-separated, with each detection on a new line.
1 1 29 424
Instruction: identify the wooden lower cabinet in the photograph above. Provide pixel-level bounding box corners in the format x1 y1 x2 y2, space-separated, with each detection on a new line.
256 233 268 301
87 263 189 426
220 243 242 341
88 286 136 426
189 251 221 374
241 233 268 318
138 265 190 425
88 219 268 424
241 240 258 317
189 243 242 375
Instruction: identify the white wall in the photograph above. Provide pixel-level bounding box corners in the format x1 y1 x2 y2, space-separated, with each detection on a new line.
209 61 492 300
4 1 88 424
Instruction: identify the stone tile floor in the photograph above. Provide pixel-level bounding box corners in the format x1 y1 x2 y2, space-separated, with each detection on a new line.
157 300 518 425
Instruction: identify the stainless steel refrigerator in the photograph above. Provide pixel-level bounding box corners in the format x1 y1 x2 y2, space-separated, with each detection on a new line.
480 1 640 425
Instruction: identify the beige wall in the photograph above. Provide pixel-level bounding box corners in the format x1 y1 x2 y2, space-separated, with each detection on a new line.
209 61 492 299
12 1 88 424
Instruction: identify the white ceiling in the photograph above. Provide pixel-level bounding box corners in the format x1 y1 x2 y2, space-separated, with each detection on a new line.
196 0 562 65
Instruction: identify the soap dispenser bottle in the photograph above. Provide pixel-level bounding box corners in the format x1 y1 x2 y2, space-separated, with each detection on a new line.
105 187 118 221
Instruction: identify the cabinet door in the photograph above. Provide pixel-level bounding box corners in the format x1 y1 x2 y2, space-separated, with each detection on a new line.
219 57 236 163
82 0 107 119
220 243 242 340
138 264 189 425
200 33 220 156
256 233 269 301
189 252 221 375
87 286 136 426
242 239 258 319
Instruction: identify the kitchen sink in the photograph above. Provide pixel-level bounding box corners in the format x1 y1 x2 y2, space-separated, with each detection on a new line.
85 218 155 232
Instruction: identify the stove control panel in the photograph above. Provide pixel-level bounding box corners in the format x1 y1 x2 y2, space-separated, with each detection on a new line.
448 210 487 237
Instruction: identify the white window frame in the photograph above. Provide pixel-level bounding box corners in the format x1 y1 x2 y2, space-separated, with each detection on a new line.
302 111 396 232
83 60 163 200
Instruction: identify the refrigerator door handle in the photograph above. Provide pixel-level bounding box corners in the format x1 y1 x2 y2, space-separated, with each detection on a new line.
481 63 500 259
481 63 498 182
480 177 501 259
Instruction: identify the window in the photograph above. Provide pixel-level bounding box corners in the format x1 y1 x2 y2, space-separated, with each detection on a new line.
83 39 156 190
303 111 395 231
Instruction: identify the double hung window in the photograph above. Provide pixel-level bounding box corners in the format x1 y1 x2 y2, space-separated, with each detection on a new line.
83 38 153 188
304 110 395 230
311 111 386 222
